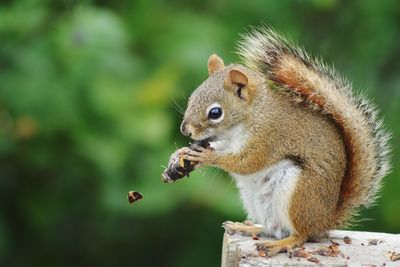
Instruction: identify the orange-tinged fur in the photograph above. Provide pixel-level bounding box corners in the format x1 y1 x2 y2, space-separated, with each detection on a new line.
238 27 390 228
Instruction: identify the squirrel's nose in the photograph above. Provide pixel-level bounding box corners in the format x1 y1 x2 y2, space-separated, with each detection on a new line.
180 121 191 137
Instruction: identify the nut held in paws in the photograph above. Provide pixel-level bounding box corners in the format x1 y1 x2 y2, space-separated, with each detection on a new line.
162 140 210 183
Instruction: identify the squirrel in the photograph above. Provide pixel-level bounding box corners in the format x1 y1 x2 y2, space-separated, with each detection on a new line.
179 27 391 256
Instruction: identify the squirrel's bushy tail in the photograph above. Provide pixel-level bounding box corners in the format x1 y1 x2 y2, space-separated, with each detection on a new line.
238 27 391 226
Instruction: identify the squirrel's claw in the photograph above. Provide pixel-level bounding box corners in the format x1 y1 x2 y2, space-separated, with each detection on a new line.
223 221 264 236
191 143 213 153
256 244 286 257
183 147 217 165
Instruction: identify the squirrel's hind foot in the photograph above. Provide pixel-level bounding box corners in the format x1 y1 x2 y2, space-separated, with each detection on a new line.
256 234 305 257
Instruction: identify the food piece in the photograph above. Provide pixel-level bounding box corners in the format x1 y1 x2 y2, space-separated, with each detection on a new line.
162 148 196 183
128 191 143 204
162 140 210 183
343 236 352 244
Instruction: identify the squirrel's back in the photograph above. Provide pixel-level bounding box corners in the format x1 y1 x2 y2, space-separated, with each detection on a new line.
238 27 391 226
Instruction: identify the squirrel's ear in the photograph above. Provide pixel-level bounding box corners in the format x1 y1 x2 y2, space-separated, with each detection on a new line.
225 69 252 101
208 54 225 75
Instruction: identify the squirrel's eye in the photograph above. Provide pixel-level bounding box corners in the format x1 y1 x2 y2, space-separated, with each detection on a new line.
208 107 223 120
206 103 224 123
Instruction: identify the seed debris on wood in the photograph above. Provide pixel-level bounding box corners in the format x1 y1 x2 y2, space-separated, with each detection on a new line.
258 250 267 257
128 191 143 204
330 240 340 246
343 236 352 244
368 239 383 246
386 250 400 261
292 247 310 258
307 257 320 264
311 242 341 257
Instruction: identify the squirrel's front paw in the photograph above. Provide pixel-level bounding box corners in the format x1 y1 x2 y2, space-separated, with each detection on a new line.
223 221 264 236
183 145 217 165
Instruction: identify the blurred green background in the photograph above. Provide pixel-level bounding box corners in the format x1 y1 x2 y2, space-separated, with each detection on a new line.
0 0 399 266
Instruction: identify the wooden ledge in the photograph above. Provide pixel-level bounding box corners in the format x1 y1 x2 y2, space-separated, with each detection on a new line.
222 230 400 266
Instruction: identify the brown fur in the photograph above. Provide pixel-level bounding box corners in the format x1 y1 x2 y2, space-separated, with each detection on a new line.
187 76 347 240
181 28 390 250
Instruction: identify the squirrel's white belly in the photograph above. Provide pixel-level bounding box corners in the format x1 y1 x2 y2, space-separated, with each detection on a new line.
231 160 301 239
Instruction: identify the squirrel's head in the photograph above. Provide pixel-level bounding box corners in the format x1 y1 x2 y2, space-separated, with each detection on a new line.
181 54 264 142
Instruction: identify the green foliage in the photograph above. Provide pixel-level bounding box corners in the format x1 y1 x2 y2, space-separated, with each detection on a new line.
0 0 399 266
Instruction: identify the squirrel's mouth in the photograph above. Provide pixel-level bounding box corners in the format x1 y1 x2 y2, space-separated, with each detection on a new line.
197 136 216 146
191 130 217 143
193 133 215 142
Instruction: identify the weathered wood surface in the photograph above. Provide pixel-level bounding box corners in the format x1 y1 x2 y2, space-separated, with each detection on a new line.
222 230 400 266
